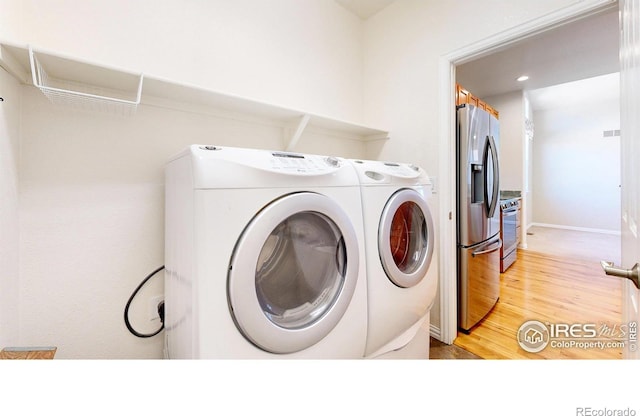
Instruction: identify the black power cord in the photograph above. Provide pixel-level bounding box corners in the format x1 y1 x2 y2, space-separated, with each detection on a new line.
124 265 165 338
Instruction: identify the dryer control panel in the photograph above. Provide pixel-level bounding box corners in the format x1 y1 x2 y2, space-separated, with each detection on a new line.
349 159 431 187
380 162 422 178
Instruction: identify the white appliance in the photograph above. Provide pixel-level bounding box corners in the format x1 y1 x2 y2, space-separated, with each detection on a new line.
349 159 437 358
164 145 368 358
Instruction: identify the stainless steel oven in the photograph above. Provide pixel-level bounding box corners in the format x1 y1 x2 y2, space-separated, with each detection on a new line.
500 198 520 272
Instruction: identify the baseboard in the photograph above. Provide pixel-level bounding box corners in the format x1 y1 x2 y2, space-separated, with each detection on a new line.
528 222 621 236
429 323 442 342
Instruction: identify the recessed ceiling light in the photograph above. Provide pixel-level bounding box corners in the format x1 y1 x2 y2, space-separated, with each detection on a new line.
517 75 529 82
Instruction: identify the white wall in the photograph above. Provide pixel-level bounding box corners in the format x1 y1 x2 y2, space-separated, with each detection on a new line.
524 92 534 238
363 0 578 334
484 91 525 192
18 0 364 123
483 91 532 248
531 76 620 232
10 0 367 358
0 0 23 350
483 79 620 236
0 0 22 41
0 67 21 348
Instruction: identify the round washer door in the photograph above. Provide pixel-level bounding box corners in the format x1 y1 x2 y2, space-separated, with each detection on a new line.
228 192 360 354
378 188 434 288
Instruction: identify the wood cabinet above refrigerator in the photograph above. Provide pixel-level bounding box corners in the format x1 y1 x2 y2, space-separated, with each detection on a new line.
456 83 499 119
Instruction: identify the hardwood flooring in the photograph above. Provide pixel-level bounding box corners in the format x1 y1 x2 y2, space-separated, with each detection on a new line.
525 225 621 265
452 248 624 359
429 337 481 359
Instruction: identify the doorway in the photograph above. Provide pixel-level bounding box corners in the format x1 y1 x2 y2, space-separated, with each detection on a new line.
437 0 621 345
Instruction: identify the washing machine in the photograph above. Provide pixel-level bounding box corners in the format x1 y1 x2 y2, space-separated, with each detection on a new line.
349 159 437 358
164 145 368 358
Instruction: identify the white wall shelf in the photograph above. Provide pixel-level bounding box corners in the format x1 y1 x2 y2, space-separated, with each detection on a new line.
0 41 389 148
28 47 144 116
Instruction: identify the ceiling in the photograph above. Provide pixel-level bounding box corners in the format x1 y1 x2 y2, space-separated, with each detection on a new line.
456 7 620 105
334 0 397 19
527 71 619 111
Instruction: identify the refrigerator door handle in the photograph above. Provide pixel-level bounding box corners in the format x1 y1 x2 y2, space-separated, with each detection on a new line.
484 135 500 219
472 238 502 257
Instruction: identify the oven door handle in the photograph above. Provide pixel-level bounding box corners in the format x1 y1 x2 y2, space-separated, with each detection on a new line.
502 209 518 216
472 238 502 257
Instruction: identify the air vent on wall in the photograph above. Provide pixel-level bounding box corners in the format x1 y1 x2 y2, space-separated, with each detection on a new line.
603 129 620 138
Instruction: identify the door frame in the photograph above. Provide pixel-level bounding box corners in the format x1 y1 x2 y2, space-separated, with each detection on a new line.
436 0 619 344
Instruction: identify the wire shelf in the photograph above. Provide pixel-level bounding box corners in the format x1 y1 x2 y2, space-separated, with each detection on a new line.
29 47 143 116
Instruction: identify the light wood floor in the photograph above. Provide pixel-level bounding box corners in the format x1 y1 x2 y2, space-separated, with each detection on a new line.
453 247 624 359
525 225 621 265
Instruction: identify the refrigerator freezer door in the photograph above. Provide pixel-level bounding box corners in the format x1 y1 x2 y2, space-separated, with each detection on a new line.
457 104 500 246
458 237 501 331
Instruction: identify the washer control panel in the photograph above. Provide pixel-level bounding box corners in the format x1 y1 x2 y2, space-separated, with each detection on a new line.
268 152 342 174
194 145 343 175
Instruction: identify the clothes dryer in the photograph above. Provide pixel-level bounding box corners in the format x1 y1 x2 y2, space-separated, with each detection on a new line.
349 159 437 358
164 145 368 358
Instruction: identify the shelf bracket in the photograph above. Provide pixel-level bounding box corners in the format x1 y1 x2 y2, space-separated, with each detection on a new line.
364 133 391 142
284 114 311 151
0 44 29 84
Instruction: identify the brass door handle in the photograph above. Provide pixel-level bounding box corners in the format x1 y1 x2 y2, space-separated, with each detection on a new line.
600 261 640 289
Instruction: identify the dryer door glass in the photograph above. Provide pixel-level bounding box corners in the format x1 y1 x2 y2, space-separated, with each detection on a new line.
379 189 434 288
255 211 346 329
389 201 427 274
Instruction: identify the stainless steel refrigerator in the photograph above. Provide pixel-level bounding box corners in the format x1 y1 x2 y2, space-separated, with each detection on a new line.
456 103 501 332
